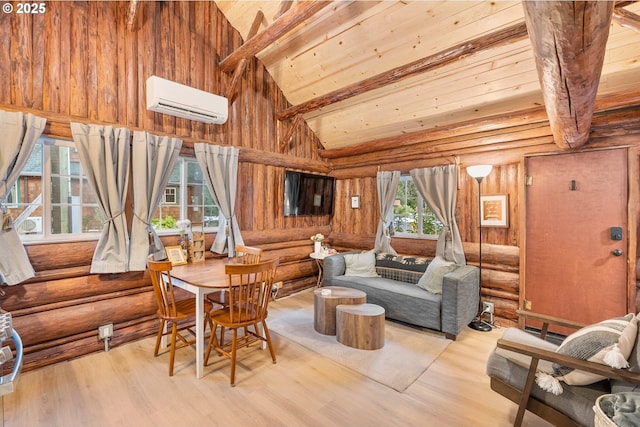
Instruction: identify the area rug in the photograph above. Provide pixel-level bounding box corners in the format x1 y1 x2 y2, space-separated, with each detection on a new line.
268 306 451 392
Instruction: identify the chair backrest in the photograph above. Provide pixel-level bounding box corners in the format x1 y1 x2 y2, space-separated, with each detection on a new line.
225 258 279 324
235 245 262 264
147 259 179 319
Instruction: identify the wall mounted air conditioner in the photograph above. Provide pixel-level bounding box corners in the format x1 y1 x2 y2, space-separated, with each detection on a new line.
17 217 42 234
146 76 228 124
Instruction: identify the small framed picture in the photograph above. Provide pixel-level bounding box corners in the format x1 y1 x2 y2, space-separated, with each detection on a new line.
480 194 509 228
165 245 188 265
351 195 360 209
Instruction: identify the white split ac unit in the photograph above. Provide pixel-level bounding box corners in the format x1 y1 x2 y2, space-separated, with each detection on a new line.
17 217 42 234
146 76 228 124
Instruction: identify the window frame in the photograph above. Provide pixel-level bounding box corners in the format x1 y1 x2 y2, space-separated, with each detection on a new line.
152 157 219 235
17 137 103 244
391 175 443 240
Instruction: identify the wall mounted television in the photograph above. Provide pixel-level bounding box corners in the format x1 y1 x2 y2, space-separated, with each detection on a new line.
284 170 335 216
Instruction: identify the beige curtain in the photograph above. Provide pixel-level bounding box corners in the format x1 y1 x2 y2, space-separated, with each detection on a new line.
374 171 400 254
0 111 46 285
194 143 244 256
71 123 131 273
129 131 182 271
410 164 466 264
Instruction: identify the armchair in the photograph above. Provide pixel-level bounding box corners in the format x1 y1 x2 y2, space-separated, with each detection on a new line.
486 310 640 427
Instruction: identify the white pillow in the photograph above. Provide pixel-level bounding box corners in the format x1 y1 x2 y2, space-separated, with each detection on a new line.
417 256 455 294
344 250 379 277
535 313 639 395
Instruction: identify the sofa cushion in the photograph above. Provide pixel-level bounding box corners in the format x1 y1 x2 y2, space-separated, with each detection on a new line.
417 256 456 294
344 250 379 277
375 252 430 273
536 314 638 395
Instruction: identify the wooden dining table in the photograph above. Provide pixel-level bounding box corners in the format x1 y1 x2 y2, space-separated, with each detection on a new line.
169 258 230 379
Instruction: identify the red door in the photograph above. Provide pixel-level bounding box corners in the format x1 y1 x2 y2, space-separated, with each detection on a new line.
524 148 629 329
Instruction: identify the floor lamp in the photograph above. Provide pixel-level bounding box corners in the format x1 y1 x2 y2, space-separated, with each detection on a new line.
467 164 493 332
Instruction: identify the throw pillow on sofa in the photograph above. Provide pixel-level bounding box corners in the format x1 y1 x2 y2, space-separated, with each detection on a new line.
535 313 638 395
416 256 455 294
344 250 380 277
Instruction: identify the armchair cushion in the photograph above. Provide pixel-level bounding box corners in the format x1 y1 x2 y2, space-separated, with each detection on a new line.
537 313 638 395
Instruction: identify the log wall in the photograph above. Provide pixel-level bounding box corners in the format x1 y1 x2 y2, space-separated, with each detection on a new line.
0 1 332 372
2 1 640 371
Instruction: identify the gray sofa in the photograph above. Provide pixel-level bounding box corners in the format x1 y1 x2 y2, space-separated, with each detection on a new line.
323 251 479 340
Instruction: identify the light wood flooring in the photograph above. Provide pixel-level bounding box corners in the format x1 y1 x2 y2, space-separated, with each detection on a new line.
1 289 552 427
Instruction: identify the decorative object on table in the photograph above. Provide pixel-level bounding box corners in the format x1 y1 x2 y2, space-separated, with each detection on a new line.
311 233 325 254
466 164 493 332
480 194 509 227
165 245 188 266
189 222 205 263
176 219 192 262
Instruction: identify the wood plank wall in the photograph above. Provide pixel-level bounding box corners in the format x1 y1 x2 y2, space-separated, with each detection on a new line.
0 1 331 371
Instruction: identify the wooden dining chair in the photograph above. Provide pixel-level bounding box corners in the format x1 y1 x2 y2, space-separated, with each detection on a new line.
147 258 214 376
204 258 279 386
206 245 263 309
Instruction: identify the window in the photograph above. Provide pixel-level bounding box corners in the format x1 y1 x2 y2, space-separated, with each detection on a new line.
8 137 103 240
152 158 219 232
6 138 219 241
5 182 19 207
392 176 443 238
163 187 178 204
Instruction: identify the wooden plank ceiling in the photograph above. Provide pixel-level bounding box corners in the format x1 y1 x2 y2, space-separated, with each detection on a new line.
215 1 640 152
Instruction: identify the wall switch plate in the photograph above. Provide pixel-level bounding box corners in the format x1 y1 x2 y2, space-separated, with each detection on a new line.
98 324 113 339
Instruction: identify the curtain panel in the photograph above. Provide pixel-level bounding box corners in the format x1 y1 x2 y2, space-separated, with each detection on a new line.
71 123 131 273
129 131 182 271
194 143 244 256
374 171 400 254
410 165 466 265
0 111 46 285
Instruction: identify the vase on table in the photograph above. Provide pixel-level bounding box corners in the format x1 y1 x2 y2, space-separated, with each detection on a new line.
314 241 322 254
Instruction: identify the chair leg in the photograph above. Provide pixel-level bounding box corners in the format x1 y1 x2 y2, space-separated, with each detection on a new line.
154 319 165 357
514 357 540 427
230 329 238 386
204 322 219 366
169 322 178 377
261 321 276 363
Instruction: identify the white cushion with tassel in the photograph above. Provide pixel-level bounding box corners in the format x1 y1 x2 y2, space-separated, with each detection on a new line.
536 313 638 395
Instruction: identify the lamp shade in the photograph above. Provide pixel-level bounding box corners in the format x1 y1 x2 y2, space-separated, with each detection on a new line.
467 164 493 178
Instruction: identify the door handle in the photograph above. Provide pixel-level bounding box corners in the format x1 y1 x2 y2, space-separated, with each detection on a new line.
612 249 623 256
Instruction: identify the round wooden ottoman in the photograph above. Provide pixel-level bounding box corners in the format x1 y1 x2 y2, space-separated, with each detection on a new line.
313 286 366 335
336 303 385 350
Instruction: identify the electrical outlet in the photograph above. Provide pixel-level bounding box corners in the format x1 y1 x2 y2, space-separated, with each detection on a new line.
482 302 494 314
98 324 113 339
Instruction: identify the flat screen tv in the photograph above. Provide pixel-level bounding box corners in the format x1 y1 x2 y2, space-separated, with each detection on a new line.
284 170 335 216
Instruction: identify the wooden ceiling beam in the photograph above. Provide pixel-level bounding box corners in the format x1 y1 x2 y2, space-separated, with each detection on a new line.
613 6 640 32
276 22 529 121
280 114 303 151
523 1 614 149
219 1 333 73
226 11 265 102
